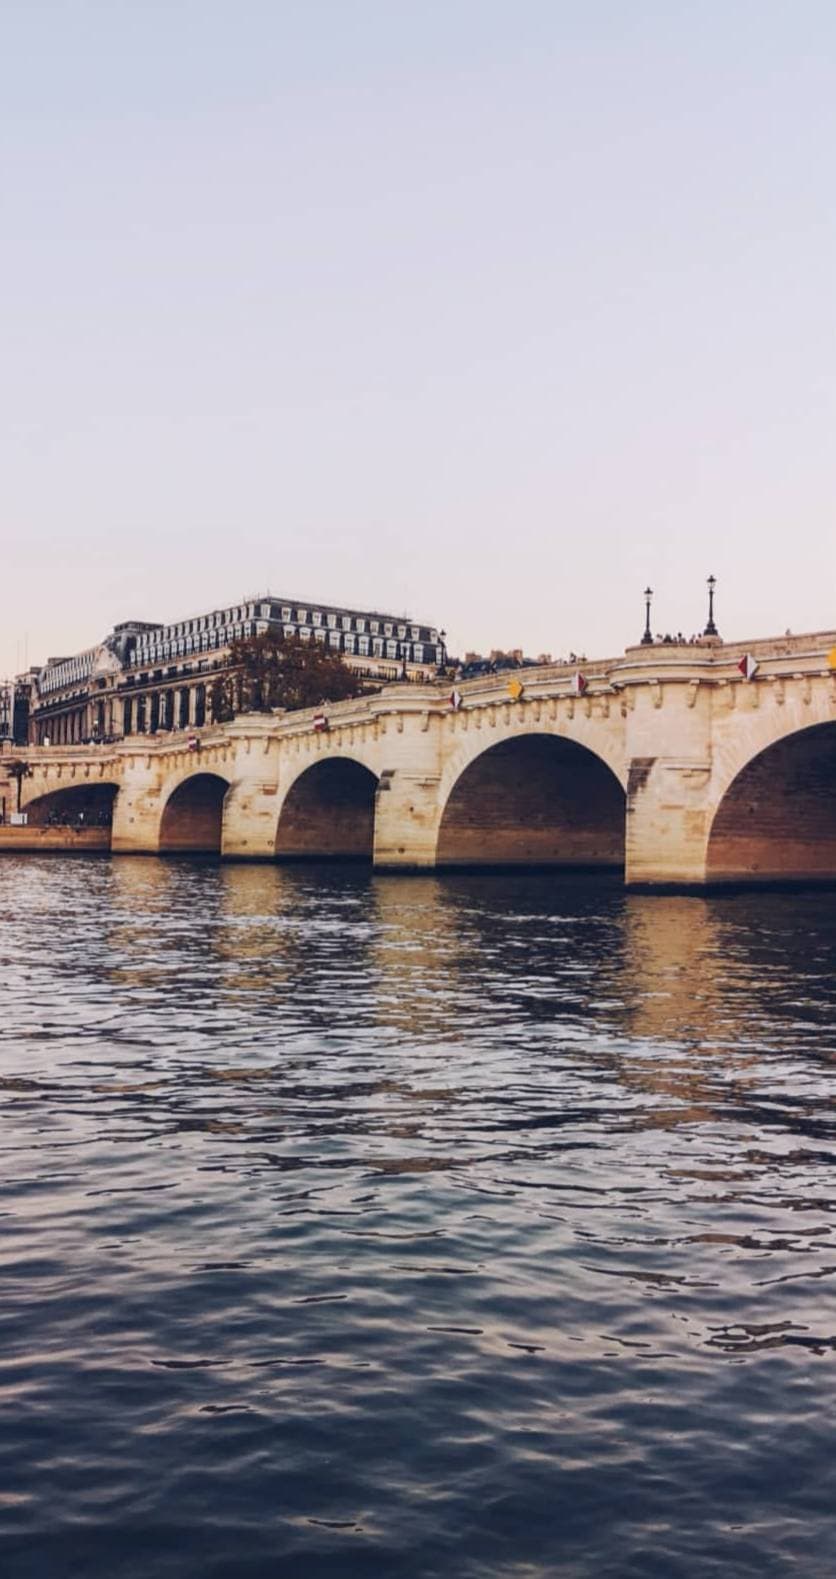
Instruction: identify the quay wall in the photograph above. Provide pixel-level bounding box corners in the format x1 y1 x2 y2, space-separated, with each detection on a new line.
0 827 111 854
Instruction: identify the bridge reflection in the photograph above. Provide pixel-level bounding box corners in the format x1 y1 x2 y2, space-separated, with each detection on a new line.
99 861 836 1096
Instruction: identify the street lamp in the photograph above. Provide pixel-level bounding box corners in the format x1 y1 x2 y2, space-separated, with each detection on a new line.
704 574 719 637
641 587 654 646
438 630 448 670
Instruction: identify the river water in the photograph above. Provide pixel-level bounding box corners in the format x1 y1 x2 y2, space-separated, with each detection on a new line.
1 856 835 1578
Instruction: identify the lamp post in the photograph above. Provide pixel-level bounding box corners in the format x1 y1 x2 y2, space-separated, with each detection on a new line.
641 587 654 645
438 629 448 671
704 574 718 638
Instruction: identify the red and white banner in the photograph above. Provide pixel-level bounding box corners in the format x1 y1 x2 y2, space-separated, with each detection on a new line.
737 654 759 681
313 713 329 732
571 671 587 695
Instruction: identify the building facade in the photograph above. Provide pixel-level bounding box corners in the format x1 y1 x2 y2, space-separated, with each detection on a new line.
0 672 36 747
29 596 446 745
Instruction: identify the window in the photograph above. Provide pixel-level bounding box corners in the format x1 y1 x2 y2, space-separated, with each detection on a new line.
398 625 406 639
342 616 351 630
386 640 398 657
282 607 291 621
370 621 379 634
312 611 322 626
358 636 369 656
327 613 337 628
328 630 341 647
413 643 424 662
356 618 366 633
261 603 271 617
384 623 393 637
297 609 307 624
344 634 356 653
373 638 384 656
314 628 326 643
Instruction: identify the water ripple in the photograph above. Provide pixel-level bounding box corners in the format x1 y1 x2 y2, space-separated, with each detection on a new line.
1 858 836 1577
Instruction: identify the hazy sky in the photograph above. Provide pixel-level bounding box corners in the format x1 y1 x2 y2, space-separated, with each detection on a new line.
2 1 835 675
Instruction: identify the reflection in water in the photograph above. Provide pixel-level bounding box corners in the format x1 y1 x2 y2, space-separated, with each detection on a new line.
1 857 836 1579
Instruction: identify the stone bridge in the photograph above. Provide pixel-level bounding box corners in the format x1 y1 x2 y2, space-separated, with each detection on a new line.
3 629 836 887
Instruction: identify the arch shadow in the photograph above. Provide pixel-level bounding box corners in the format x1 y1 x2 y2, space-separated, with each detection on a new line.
707 721 836 886
25 782 119 831
436 733 625 872
159 772 230 855
276 758 378 863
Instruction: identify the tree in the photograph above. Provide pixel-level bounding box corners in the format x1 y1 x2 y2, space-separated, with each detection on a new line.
210 633 370 722
6 759 31 813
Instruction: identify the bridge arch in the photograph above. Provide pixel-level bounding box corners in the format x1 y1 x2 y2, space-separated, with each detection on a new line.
707 720 836 885
435 731 627 870
158 770 232 855
275 755 379 862
24 780 120 830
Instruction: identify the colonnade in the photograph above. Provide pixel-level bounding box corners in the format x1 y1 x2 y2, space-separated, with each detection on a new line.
34 706 96 746
122 682 208 737
32 682 210 745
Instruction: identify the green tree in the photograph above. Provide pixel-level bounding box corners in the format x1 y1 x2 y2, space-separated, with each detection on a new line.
210 633 370 721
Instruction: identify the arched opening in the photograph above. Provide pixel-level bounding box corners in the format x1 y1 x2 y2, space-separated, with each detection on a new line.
159 772 230 855
275 759 378 862
25 782 119 831
436 734 626 871
707 723 836 885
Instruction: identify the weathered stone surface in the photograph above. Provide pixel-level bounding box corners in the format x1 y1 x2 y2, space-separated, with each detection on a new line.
3 633 836 887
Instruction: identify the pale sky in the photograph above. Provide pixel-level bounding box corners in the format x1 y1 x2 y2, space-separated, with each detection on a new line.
2 1 835 677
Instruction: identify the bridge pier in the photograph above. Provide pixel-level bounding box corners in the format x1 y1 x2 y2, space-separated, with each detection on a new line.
624 755 712 888
111 780 164 854
373 771 443 870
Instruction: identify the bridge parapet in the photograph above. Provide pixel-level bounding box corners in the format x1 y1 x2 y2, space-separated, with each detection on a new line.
3 627 835 885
